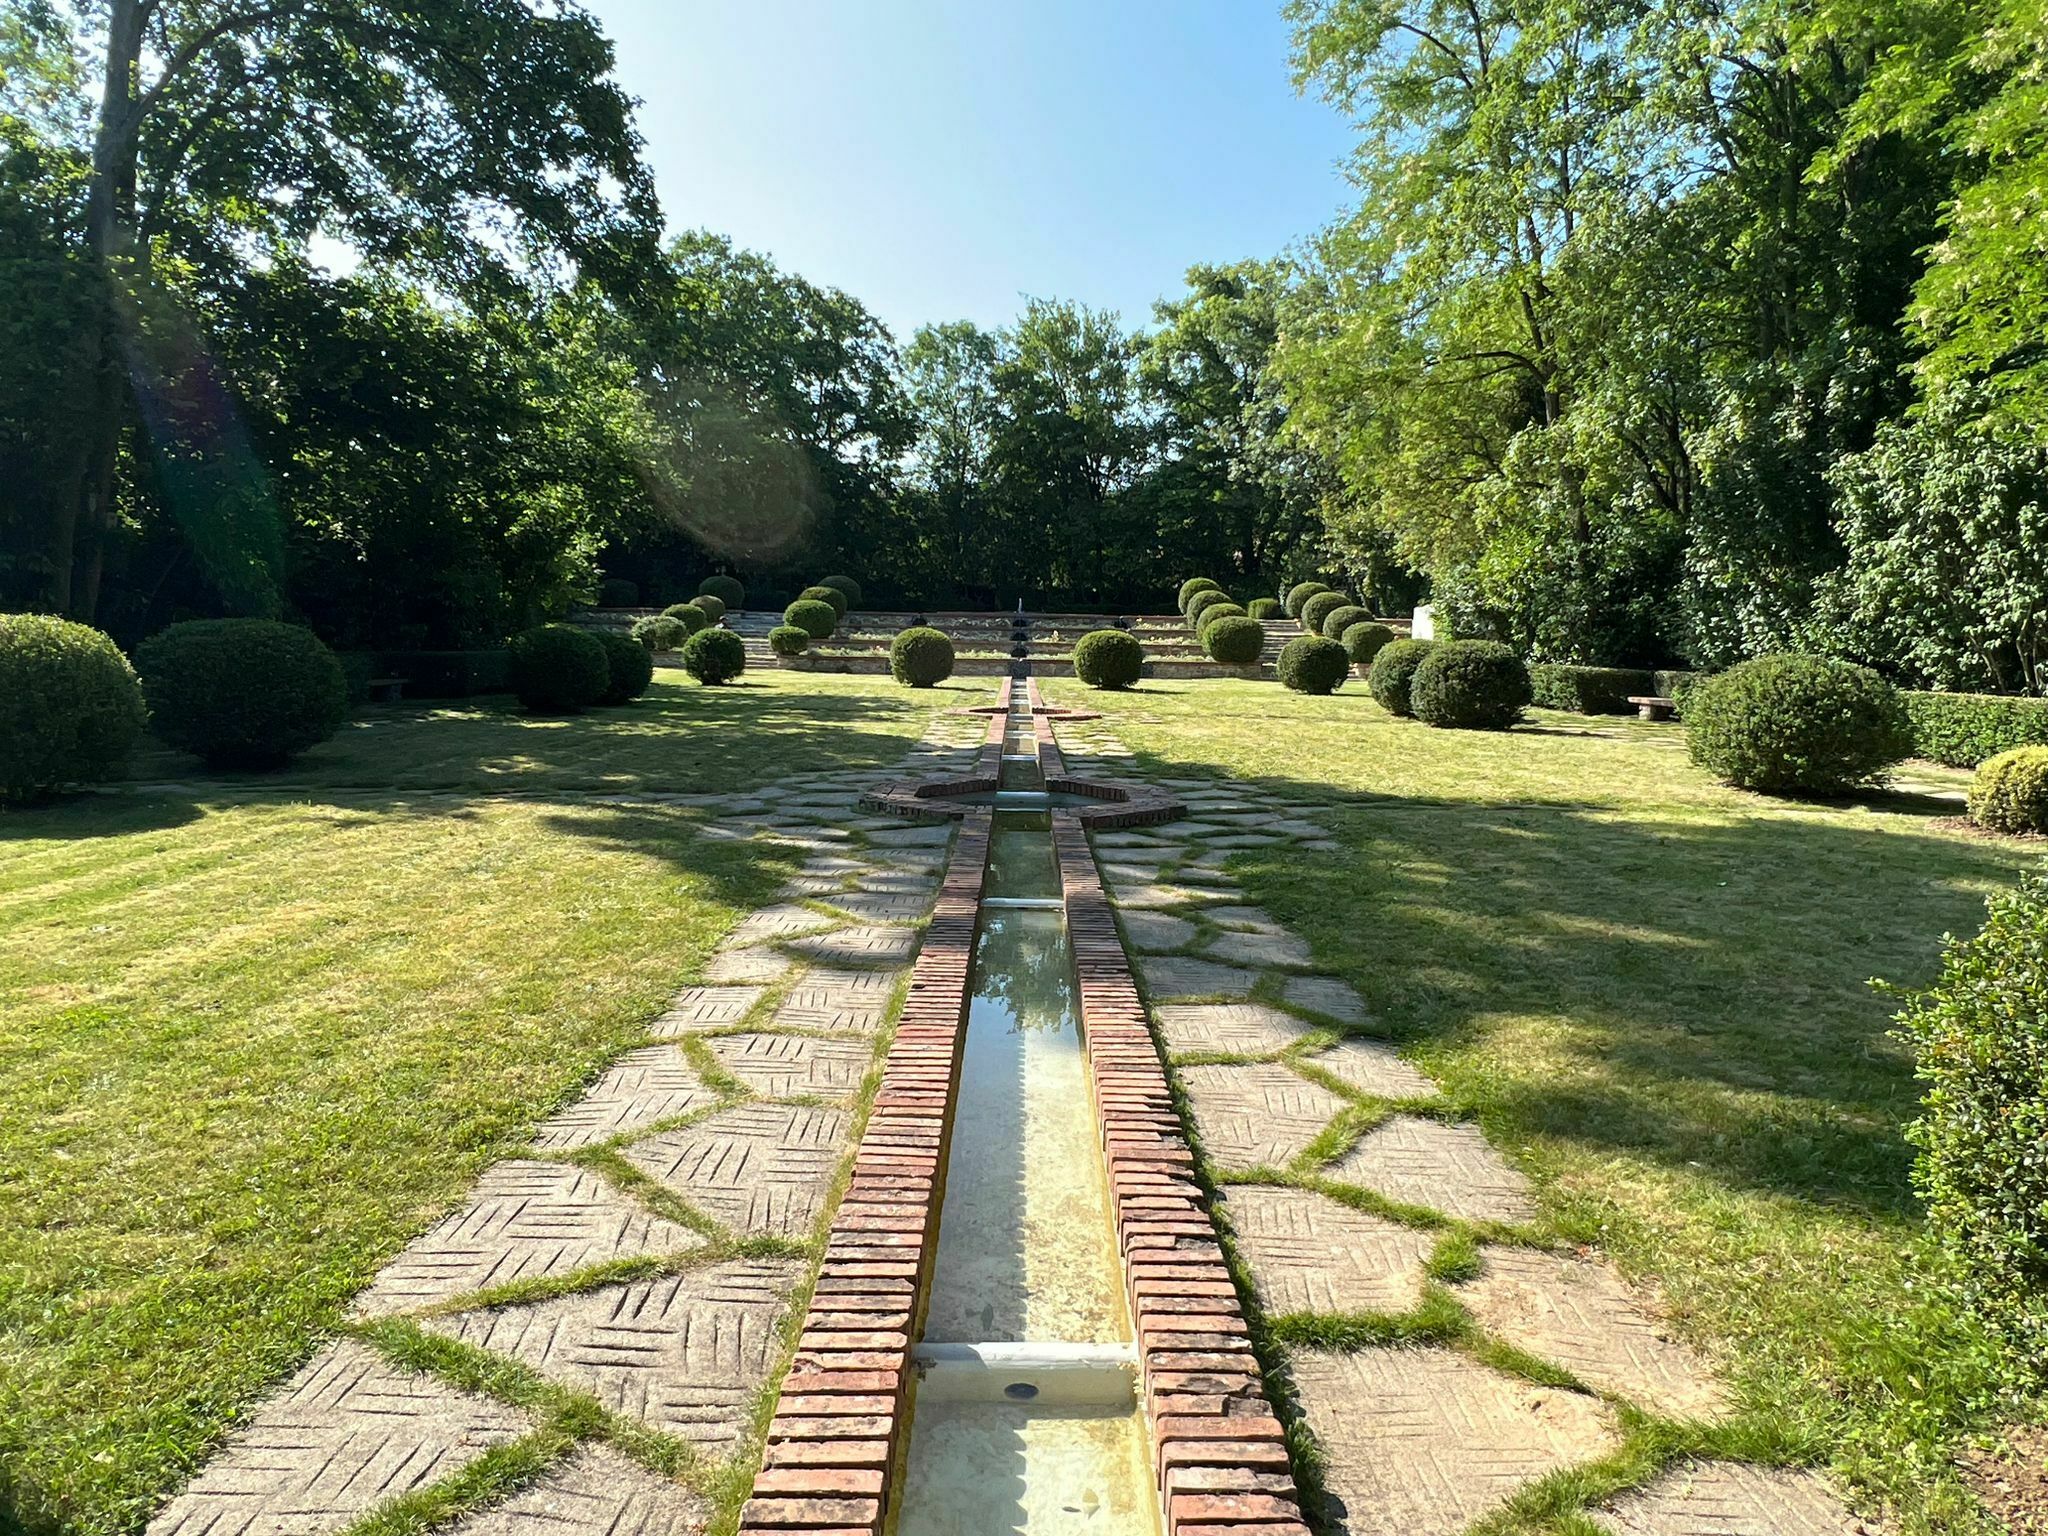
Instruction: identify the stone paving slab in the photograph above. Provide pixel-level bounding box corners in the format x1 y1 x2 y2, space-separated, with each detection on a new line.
1109 881 1220 910
651 984 764 1036
354 1162 706 1317
1139 954 1258 1000
707 1032 873 1099
1326 1116 1538 1225
451 1446 710 1536
1156 1003 1315 1056
1121 909 1199 951
865 824 953 847
530 1046 715 1150
1303 1039 1438 1100
1204 905 1288 934
145 1341 531 1536
822 890 933 925
426 1259 802 1451
1179 1063 1347 1170
786 923 922 968
1592 1461 1874 1535
624 1102 851 1237
1219 1185 1433 1316
773 966 899 1034
702 946 793 984
725 904 841 946
1457 1247 1728 1419
1282 974 1370 1024
1290 1346 1618 1536
1203 928 1315 968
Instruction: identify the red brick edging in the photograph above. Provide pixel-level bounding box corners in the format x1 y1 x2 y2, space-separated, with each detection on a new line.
737 812 991 1536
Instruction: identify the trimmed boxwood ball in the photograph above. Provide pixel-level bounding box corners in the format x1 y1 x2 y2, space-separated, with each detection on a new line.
1 614 146 801
819 574 863 609
891 626 955 687
1277 635 1348 695
1969 747 2048 834
662 602 711 635
1368 638 1436 716
1074 628 1144 689
698 573 745 610
1178 577 1223 614
1203 615 1264 665
506 623 610 714
137 618 348 766
631 615 687 651
1285 581 1330 619
768 625 811 657
1409 640 1531 730
1687 652 1910 795
784 598 838 639
1342 621 1397 667
1247 598 1282 621
682 626 747 684
690 593 726 623
800 584 849 619
1299 591 1351 636
1185 589 1231 626
1196 602 1247 635
1319 603 1372 641
593 628 655 704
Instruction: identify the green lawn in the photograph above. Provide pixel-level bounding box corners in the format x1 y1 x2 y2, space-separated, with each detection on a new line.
1043 677 2030 1534
0 670 952 1536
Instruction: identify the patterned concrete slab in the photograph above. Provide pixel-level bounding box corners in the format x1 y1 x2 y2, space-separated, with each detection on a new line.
625 1102 851 1237
145 1341 530 1536
1110 882 1219 910
1179 1063 1347 1171
708 1032 873 1099
1326 1116 1538 1224
703 946 793 984
822 890 933 925
1592 1461 1873 1535
451 1446 710 1536
1456 1247 1728 1419
530 1046 715 1150
866 824 954 847
1139 954 1258 1001
1290 1346 1618 1536
1203 928 1315 968
1302 1039 1438 1101
1156 1003 1315 1056
1205 905 1288 935
726 904 840 947
1282 975 1370 1023
651 984 764 1036
1120 910 1199 952
772 966 899 1033
787 924 922 968
354 1162 706 1317
853 867 936 895
1219 1185 1433 1316
425 1260 801 1450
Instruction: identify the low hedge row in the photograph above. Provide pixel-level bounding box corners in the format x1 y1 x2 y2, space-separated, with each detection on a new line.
373 649 511 698
1528 664 1656 715
1901 690 2048 768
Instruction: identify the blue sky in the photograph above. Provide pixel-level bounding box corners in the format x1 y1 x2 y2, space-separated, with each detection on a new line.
578 0 1358 339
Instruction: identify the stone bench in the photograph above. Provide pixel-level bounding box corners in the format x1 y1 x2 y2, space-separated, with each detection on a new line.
1627 695 1675 722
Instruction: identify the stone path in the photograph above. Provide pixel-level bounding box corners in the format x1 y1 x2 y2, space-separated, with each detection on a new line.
1051 714 1877 1536
143 707 989 1536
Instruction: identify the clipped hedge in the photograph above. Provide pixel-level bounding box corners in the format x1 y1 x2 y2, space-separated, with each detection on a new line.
1248 598 1282 621
593 628 655 704
662 602 711 635
1179 578 1223 613
1299 591 1351 637
698 573 746 610
1897 874 2048 1368
784 598 838 639
1528 664 1656 715
819 574 863 610
1900 690 2048 768
1284 581 1330 619
1341 621 1396 667
1318 603 1372 641
1411 640 1531 730
508 623 610 714
632 616 687 652
1074 629 1144 689
768 625 810 657
137 618 348 767
1277 635 1348 695
800 584 849 619
1203 615 1265 665
690 593 726 623
1969 747 2048 834
683 627 747 685
1686 653 1910 795
1 614 146 801
1196 602 1247 635
372 649 510 697
597 577 638 607
1368 638 1436 716
891 626 955 687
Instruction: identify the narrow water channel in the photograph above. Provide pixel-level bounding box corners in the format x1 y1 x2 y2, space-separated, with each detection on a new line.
892 692 1162 1534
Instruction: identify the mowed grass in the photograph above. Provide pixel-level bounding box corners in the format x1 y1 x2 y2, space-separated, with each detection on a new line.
1042 676 2031 1533
0 669 948 1536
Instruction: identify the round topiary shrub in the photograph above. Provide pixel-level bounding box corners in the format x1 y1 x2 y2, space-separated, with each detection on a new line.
593 628 655 704
784 598 838 639
505 623 610 714
800 584 849 620
1299 591 1351 636
136 618 348 766
1197 602 1247 635
1074 628 1144 690
768 625 810 657
819 574 863 610
1319 604 1373 641
1178 578 1223 614
1368 638 1437 716
1409 640 1531 730
632 615 688 651
1969 747 2048 834
1342 621 1397 668
890 626 955 687
1285 581 1330 619
682 626 747 685
1686 653 1910 795
662 602 711 635
1204 615 1265 665
698 573 745 610
1248 598 1282 621
690 593 726 623
1 614 146 801
597 576 638 607
1277 635 1348 695
1185 590 1231 627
